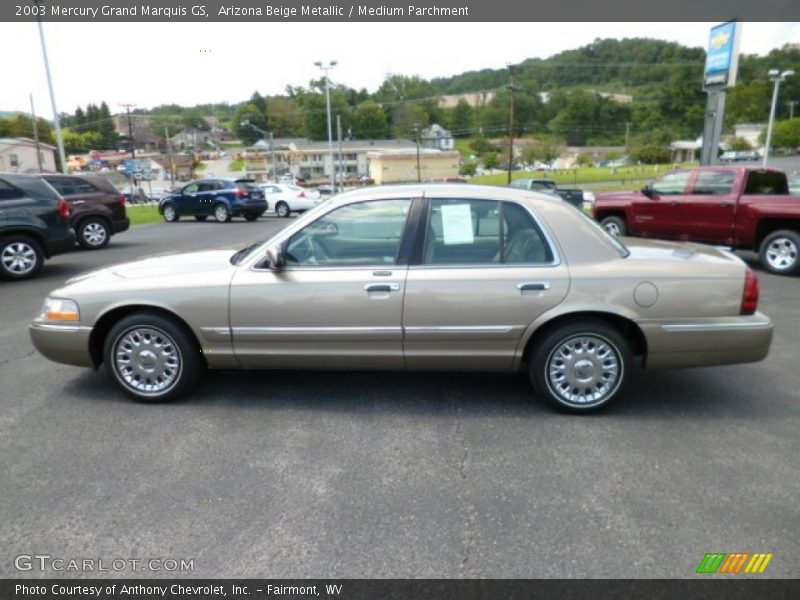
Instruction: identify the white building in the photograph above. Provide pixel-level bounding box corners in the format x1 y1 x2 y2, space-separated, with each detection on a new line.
0 138 57 173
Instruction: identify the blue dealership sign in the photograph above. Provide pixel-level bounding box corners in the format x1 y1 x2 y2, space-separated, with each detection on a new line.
704 21 741 89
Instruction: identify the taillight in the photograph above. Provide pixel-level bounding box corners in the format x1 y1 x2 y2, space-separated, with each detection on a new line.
298 191 306 198
233 188 247 197
58 198 70 218
740 267 759 315
120 195 127 207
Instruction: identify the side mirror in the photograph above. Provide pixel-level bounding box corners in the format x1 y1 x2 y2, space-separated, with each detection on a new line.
265 244 285 271
641 184 653 197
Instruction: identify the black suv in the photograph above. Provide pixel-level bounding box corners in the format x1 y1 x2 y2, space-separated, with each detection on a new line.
0 174 75 280
43 174 130 249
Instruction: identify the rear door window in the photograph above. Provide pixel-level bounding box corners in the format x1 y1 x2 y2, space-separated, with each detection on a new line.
0 180 24 201
692 171 735 195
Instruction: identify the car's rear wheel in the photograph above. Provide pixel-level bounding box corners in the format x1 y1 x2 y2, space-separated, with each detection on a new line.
0 236 44 280
600 215 626 237
104 312 203 402
759 230 800 275
276 201 291 218
77 217 110 250
162 203 179 222
194 215 208 222
214 203 232 223
529 320 631 413
244 214 259 222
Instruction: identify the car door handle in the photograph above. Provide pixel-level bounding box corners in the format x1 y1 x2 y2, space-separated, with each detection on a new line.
517 282 551 291
670 201 679 206
719 202 732 207
364 283 400 293
72 200 85 205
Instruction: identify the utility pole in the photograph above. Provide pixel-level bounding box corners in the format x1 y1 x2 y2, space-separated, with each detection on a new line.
164 124 175 186
413 123 422 183
506 64 519 185
29 94 43 173
314 60 337 190
119 103 136 161
269 132 276 180
34 0 67 173
337 115 344 187
788 100 798 120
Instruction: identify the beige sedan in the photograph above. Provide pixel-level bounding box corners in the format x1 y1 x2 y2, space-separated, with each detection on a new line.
30 185 773 412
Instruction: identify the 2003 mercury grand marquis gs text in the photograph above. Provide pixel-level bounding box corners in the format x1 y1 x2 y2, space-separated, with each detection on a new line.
29 185 773 412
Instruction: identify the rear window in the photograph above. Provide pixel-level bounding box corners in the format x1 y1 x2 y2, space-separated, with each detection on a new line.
4 175 60 202
744 171 789 195
237 182 261 192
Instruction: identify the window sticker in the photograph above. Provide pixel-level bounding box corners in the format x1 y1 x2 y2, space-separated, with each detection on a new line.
440 203 474 245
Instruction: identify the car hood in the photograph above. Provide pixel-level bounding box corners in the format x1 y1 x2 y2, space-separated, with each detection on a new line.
622 237 743 268
65 249 239 284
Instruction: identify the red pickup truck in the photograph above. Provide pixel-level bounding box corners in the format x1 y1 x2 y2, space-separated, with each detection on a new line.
592 166 800 275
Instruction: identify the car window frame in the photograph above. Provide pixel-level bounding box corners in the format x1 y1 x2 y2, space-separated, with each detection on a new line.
409 197 560 269
263 197 422 272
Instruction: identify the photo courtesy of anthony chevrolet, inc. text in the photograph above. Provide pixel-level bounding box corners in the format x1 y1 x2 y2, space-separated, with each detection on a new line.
1 0 799 598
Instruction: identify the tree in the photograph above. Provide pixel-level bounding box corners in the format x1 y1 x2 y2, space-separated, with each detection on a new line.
761 118 800 149
0 114 54 144
481 152 499 170
266 96 303 137
447 99 473 137
391 104 428 139
234 103 267 145
352 101 389 140
728 137 753 151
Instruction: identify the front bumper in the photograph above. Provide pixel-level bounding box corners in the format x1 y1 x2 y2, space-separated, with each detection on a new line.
638 312 773 369
29 320 94 368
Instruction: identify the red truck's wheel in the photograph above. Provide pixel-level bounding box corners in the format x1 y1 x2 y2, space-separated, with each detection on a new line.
600 215 627 237
759 230 800 275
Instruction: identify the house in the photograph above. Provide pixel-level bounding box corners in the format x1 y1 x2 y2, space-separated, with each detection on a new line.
367 149 460 184
0 137 57 172
421 124 455 151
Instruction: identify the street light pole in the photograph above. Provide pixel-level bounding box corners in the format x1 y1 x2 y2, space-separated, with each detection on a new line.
763 69 794 167
34 0 67 173
315 60 337 190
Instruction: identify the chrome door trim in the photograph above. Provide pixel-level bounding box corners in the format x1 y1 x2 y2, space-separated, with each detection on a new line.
232 326 403 336
405 325 516 334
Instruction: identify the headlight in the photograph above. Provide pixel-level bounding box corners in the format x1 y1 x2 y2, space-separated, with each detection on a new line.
41 298 80 321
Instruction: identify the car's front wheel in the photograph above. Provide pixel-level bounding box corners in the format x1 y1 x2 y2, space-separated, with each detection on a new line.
214 203 232 223
275 201 291 218
162 203 179 222
600 215 627 237
529 320 632 413
0 235 44 280
77 217 110 249
104 311 203 402
759 229 800 275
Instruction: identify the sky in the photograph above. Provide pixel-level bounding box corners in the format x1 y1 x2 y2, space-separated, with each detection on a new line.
0 21 798 115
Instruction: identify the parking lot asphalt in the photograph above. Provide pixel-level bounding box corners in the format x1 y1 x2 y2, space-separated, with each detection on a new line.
1 216 799 578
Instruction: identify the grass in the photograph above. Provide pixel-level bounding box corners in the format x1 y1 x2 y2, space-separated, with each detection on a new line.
127 204 162 226
228 158 244 172
469 163 697 187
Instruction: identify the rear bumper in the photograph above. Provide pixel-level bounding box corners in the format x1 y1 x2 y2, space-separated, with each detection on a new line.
112 218 130 234
231 201 268 216
639 312 773 369
29 320 94 368
43 228 77 257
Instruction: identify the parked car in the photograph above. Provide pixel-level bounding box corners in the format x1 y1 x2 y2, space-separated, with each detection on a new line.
509 178 592 209
720 150 760 163
259 183 321 217
42 174 129 250
0 173 75 280
316 184 345 198
592 166 800 275
158 178 267 223
30 185 772 412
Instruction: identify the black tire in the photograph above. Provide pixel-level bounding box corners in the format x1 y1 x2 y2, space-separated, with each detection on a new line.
529 320 632 413
76 217 111 250
213 203 232 223
0 235 44 281
103 311 204 403
758 229 800 276
600 215 627 237
244 214 259 222
194 215 208 222
276 201 291 218
162 203 179 222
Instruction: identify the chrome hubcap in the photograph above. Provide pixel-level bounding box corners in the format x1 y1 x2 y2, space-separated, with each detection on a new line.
277 204 289 217
1 242 37 274
83 222 107 246
114 327 182 395
164 206 176 220
604 222 621 236
547 334 621 406
765 238 797 270
215 206 228 221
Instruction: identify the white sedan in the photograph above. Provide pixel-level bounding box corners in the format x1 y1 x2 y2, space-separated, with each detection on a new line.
259 183 321 217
